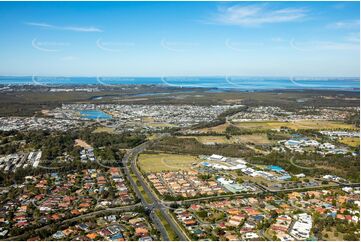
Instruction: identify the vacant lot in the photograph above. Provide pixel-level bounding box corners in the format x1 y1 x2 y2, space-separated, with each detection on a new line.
232 134 273 144
179 134 273 145
339 137 360 147
138 153 200 173
93 127 115 133
197 123 229 133
195 120 357 133
234 120 357 130
74 139 92 149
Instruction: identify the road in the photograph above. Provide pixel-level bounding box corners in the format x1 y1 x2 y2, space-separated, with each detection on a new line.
121 139 190 241
5 204 140 241
122 135 360 241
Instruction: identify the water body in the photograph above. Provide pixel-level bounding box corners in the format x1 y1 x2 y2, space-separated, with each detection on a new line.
79 110 112 120
0 76 359 92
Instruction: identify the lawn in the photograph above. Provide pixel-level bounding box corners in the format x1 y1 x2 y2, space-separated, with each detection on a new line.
339 137 360 147
138 153 200 173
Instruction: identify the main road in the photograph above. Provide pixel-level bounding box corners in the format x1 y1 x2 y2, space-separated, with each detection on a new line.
122 135 360 241
122 137 190 241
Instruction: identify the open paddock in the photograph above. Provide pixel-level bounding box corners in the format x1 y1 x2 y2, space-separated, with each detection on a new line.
234 120 357 130
138 153 200 173
339 137 360 147
178 134 273 145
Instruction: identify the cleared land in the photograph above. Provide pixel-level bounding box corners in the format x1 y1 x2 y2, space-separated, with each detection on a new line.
74 139 91 149
93 127 115 133
198 123 229 133
138 153 200 173
197 120 357 133
339 137 360 147
179 134 273 145
234 120 357 130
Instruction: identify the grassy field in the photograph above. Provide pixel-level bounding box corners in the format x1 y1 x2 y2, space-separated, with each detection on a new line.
339 137 360 147
198 123 229 133
234 120 357 130
179 134 273 145
93 127 115 133
178 135 230 144
138 153 200 173
146 122 177 128
232 134 273 144
197 120 357 133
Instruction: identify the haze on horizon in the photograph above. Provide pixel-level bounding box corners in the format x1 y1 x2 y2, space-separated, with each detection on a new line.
0 1 359 77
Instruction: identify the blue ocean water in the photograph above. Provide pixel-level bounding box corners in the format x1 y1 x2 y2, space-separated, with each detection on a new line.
0 76 359 91
79 110 112 120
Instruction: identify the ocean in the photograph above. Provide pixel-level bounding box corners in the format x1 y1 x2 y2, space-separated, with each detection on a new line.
0 76 359 92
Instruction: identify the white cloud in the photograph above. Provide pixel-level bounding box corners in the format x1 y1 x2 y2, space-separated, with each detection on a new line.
25 22 102 32
345 33 360 43
270 37 285 42
290 39 359 51
212 4 308 26
327 20 359 29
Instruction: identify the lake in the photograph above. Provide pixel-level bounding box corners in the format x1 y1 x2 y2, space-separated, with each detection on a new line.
79 110 112 120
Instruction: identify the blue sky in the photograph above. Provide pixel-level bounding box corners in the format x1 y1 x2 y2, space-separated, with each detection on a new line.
0 1 359 77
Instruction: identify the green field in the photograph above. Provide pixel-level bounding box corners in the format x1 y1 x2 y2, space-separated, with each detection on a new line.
138 153 200 173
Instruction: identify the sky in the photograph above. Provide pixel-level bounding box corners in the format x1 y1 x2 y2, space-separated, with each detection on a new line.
0 1 359 77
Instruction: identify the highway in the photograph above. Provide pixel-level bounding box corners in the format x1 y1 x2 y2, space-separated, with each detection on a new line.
121 134 360 241
121 139 190 241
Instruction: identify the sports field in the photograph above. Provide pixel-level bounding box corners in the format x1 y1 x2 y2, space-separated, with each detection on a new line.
138 153 200 173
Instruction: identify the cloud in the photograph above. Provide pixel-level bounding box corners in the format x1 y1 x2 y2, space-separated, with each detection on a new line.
345 33 360 43
60 56 77 61
290 39 359 51
25 22 102 32
270 37 285 42
327 20 359 29
211 4 308 26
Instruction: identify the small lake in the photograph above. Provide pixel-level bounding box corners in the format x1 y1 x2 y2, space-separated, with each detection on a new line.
79 110 112 120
